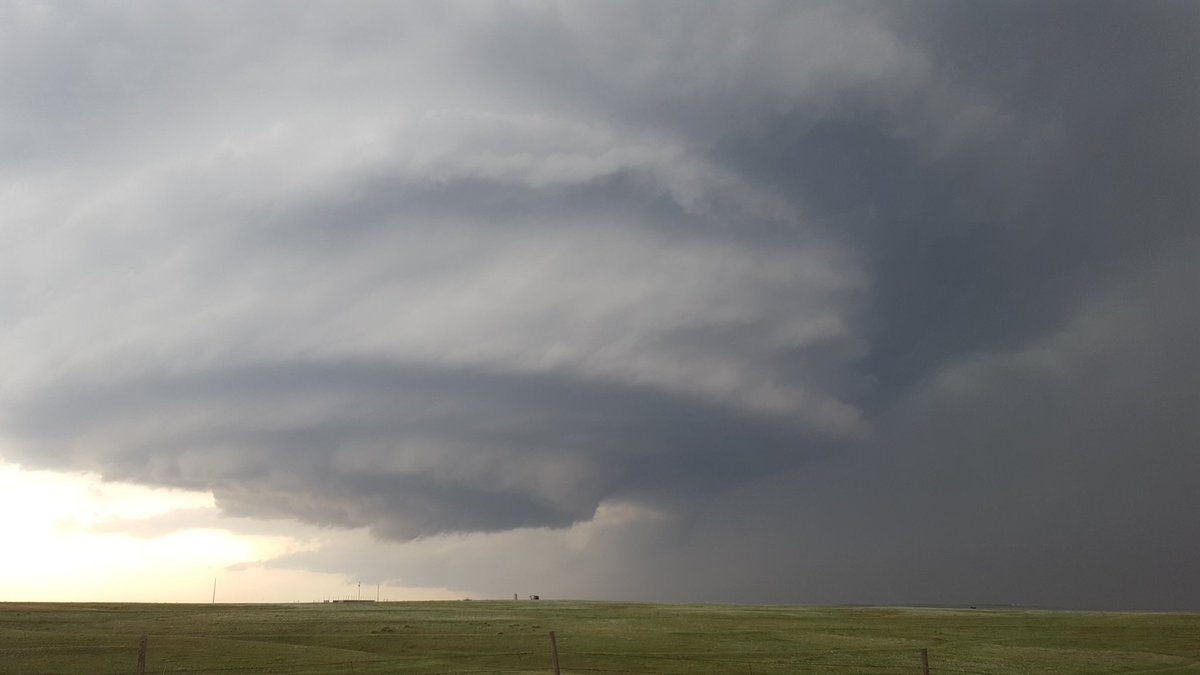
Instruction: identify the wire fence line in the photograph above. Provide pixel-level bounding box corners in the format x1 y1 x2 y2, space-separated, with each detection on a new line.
86 631 976 675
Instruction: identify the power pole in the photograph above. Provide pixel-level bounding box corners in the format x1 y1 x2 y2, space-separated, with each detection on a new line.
212 578 216 604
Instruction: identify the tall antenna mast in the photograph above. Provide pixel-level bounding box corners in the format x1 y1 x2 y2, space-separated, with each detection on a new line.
212 578 217 604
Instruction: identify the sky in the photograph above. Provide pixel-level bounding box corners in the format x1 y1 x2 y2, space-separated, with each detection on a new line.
1 0 1198 609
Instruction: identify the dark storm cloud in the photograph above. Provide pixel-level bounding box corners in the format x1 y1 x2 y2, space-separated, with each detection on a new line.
2 1 1198 608
711 2 1200 392
8 359 825 538
694 1 1200 609
855 1 1199 394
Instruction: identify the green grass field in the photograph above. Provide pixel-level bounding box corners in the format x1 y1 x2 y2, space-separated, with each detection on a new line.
0 601 1196 674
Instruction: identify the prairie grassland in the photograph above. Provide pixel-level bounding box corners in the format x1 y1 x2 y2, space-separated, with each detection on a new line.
0 601 1197 674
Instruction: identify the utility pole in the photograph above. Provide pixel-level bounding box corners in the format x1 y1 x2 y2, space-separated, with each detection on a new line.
212 578 216 604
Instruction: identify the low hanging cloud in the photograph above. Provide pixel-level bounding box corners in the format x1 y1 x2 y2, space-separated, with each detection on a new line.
2 1 869 541
3 1 1199 608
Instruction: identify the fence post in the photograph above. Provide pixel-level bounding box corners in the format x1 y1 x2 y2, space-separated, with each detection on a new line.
921 647 929 675
549 631 561 675
137 635 147 675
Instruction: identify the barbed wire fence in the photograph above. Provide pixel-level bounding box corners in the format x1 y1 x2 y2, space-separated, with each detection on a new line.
99 631 1006 675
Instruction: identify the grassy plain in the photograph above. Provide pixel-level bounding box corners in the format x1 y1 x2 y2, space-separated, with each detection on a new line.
0 600 1197 674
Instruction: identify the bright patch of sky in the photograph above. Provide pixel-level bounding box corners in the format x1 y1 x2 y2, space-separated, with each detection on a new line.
0 460 462 602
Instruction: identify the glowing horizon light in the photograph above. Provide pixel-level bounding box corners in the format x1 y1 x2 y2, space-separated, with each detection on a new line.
0 458 463 603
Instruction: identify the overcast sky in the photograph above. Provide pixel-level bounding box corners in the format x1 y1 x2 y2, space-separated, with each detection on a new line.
2 0 1198 609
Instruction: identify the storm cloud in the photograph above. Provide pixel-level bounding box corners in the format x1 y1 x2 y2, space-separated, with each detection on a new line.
2 1 1198 608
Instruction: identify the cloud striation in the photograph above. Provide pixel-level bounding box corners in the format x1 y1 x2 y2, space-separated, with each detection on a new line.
1 0 1198 609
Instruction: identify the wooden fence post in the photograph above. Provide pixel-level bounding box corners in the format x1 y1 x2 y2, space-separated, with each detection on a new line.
921 647 929 675
549 631 561 675
136 635 147 675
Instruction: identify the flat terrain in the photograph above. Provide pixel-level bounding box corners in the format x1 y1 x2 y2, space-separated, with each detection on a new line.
0 601 1197 674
